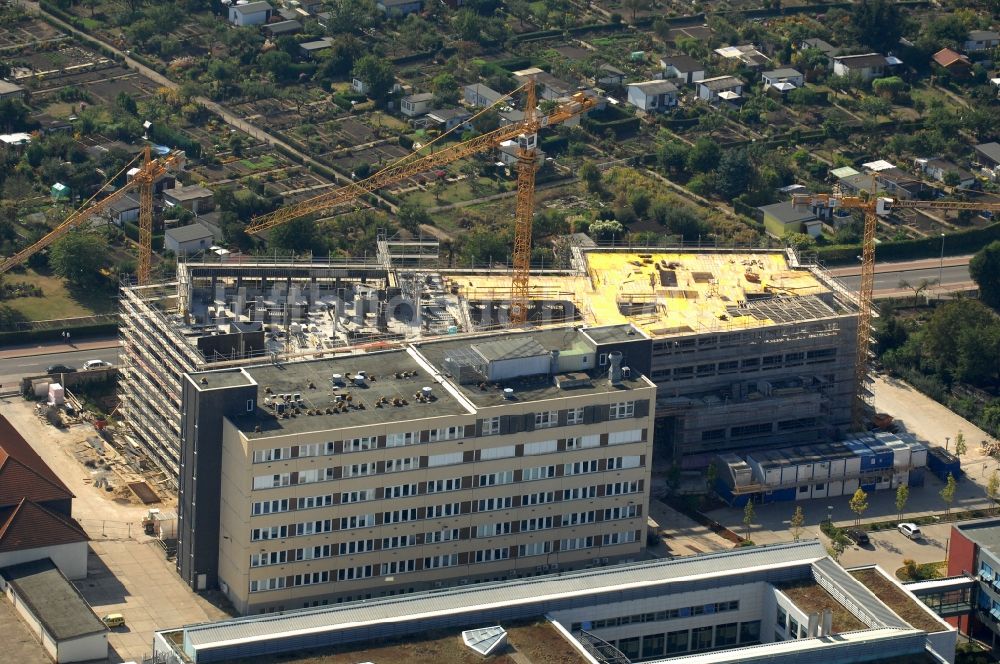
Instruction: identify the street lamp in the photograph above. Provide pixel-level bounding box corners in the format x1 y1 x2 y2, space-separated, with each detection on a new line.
946 436 951 452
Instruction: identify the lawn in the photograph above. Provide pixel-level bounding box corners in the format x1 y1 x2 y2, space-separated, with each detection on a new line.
241 154 278 171
1 270 117 321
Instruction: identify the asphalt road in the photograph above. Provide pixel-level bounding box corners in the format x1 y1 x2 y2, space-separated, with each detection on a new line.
0 347 121 387
837 263 972 295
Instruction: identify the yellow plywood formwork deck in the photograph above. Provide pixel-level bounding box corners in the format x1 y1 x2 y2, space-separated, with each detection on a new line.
451 251 832 338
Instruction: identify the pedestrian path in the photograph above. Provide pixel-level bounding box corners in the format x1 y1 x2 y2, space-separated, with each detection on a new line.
0 337 119 360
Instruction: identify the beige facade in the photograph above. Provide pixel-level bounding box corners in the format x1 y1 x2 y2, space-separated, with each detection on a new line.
214 350 655 615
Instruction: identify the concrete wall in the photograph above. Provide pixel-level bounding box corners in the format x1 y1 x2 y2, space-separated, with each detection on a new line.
0 541 88 580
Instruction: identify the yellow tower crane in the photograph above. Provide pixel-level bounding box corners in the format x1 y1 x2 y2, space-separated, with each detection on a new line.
792 190 1000 430
0 146 185 285
245 81 595 325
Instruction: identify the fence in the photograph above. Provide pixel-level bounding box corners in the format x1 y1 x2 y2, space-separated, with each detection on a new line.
77 518 138 540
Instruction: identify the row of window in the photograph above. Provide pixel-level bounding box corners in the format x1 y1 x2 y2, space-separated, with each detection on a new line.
601 621 761 660
573 600 741 631
250 403 643 464
251 438 645 493
649 349 838 382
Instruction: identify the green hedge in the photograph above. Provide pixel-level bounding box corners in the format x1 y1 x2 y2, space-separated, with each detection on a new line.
0 322 118 346
510 29 562 44
122 222 164 251
817 221 1000 265
495 56 532 72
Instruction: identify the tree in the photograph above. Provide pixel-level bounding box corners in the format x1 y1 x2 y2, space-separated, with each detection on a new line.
589 219 625 243
872 76 905 100
859 96 891 119
743 500 755 541
830 531 848 560
715 149 752 200
686 138 721 173
397 202 431 234
269 216 324 255
49 231 108 289
898 278 937 306
988 470 999 515
970 240 1000 310
852 0 902 54
848 488 869 526
352 54 395 102
940 472 957 514
895 484 909 521
621 0 649 22
431 73 459 107
579 161 602 194
790 506 805 542
954 430 967 461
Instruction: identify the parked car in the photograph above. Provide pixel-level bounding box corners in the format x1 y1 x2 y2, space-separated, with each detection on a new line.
82 359 113 370
46 364 76 375
898 522 922 540
102 613 125 628
846 528 870 546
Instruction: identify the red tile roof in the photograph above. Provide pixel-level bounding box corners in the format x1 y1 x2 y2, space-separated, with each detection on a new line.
932 48 971 68
0 414 73 508
0 498 88 552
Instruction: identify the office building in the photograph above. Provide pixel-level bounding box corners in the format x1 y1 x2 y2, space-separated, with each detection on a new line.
178 326 656 613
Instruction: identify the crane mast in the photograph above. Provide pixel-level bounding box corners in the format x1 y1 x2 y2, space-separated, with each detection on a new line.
510 79 538 326
792 191 1000 431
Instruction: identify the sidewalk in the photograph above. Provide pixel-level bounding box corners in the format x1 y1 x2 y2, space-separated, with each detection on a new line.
0 336 119 359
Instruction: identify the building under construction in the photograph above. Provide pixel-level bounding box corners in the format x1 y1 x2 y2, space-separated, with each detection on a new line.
119 238 860 486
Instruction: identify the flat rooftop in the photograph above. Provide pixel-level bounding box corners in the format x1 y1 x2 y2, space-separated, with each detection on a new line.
201 350 471 438
413 328 652 408
848 568 949 634
776 580 867 632
456 250 845 339
954 518 1000 553
224 620 584 664
0 558 106 641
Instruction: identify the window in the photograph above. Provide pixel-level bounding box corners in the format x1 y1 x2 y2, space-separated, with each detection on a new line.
607 455 641 470
427 477 462 493
292 571 330 587
523 465 555 481
518 541 550 557
718 360 739 374
337 539 374 555
252 499 289 515
480 446 515 461
344 463 375 478
565 460 599 476
475 548 510 562
423 452 459 467
246 399 255 412
341 489 375 503
295 544 333 561
741 358 760 370
424 554 458 569
345 437 376 452
785 351 804 364
521 491 555 506
642 634 665 659
381 560 416 575
618 637 640 660
428 502 461 518
337 565 373 581
340 514 374 529
481 417 501 435
253 473 291 490
610 401 635 419
535 411 557 429
295 519 332 536
604 504 638 520
297 494 333 510
562 511 595 526
250 551 287 567
386 457 419 473
715 623 738 647
692 626 713 651
383 508 418 524
476 522 511 537
608 429 643 445
424 528 459 543
567 408 584 425
386 431 416 448
249 577 286 593
385 484 417 498
605 480 640 496
429 426 462 442
252 448 288 463
666 630 689 654
524 440 557 455
560 536 594 551
603 531 637 545
731 423 772 438
520 516 553 531
477 497 512 511
479 471 514 486
807 348 836 362
298 443 321 458
701 429 725 442
563 486 597 501
382 535 416 550
251 526 288 541
739 621 761 644
599 353 608 366
776 605 787 631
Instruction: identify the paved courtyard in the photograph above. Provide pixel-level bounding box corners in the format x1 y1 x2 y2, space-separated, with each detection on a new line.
0 593 51 664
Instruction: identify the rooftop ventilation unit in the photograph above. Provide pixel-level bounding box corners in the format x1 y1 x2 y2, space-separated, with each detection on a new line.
421 386 433 399
502 388 515 400
609 351 624 385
